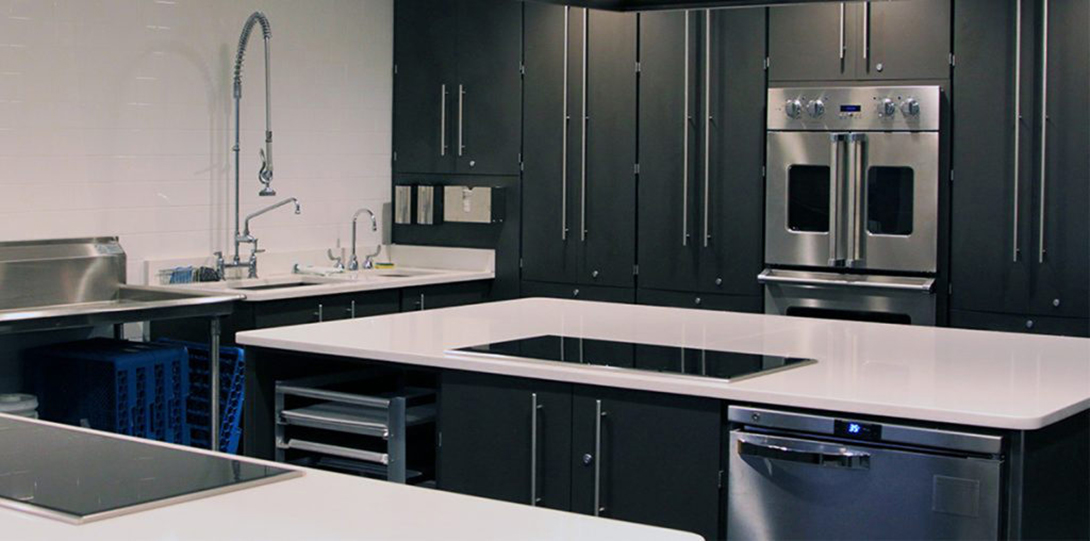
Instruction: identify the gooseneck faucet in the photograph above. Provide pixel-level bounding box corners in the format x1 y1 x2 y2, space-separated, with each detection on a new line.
348 208 378 271
217 198 300 279
229 12 275 269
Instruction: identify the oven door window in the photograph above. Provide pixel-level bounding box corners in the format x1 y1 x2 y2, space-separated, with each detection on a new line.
866 166 914 235
787 165 831 232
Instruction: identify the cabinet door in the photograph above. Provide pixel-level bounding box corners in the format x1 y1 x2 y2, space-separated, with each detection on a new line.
700 7 766 296
522 2 579 284
768 3 857 82
637 288 762 314
950 310 1089 338
344 290 401 319
521 280 635 304
637 10 701 292
252 296 348 329
950 0 1033 315
581 9 637 288
401 281 491 312
571 386 722 541
454 0 522 175
1030 0 1089 319
439 371 573 511
393 0 457 174
863 0 951 80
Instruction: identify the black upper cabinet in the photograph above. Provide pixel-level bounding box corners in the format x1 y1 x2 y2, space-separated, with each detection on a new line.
951 0 1088 327
769 0 951 83
392 0 457 174
638 8 765 298
522 5 638 288
393 0 522 176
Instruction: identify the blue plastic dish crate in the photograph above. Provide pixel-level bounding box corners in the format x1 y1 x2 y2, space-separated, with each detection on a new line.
32 339 190 444
158 339 245 454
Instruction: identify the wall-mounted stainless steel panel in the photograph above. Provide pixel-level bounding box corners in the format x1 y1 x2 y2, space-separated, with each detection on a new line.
394 186 413 225
443 186 495 224
416 186 436 225
768 86 941 132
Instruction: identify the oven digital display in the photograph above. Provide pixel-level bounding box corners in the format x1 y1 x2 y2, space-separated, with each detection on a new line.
840 104 862 113
834 419 882 441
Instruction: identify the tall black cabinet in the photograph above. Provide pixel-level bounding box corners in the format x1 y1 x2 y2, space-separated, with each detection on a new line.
950 0 1089 336
522 4 638 290
637 8 766 306
393 0 522 176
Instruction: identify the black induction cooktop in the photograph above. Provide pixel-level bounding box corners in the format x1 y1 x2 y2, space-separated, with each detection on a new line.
0 416 300 524
452 335 815 381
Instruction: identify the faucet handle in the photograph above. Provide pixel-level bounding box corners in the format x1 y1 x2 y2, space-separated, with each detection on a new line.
327 248 346 270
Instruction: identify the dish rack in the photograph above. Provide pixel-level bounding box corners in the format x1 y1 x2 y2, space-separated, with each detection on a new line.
274 371 436 484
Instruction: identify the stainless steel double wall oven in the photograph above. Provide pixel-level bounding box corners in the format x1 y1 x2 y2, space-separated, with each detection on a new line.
761 86 942 325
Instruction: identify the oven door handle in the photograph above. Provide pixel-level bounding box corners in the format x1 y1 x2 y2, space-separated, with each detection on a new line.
737 438 870 470
757 270 935 293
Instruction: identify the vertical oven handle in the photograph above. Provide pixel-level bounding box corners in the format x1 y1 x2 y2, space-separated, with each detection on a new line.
847 133 867 268
828 134 846 267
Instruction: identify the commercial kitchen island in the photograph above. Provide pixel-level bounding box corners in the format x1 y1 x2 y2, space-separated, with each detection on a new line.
238 298 1090 540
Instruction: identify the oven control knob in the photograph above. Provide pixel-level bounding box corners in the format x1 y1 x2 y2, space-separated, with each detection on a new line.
878 98 896 117
901 98 920 117
806 99 825 118
784 99 803 119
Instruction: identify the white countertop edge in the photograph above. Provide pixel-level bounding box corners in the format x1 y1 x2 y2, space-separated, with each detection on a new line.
236 333 1073 431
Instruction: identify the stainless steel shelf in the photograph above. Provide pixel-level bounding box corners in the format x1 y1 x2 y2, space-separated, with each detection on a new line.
280 401 436 438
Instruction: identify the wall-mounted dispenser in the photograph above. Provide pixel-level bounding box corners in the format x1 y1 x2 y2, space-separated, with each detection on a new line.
442 186 505 224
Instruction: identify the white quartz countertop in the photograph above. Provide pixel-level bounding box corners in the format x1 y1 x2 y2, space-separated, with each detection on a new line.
236 298 1090 430
1 417 697 541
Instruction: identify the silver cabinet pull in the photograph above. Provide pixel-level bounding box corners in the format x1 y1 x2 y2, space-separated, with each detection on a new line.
348 300 356 319
530 393 542 506
562 7 571 241
418 293 425 311
457 84 465 157
314 303 324 322
593 399 606 517
702 9 712 248
1012 0 1022 262
838 3 846 61
580 8 589 242
862 1 870 62
440 84 448 157
1038 0 1049 264
682 10 690 247
827 134 845 266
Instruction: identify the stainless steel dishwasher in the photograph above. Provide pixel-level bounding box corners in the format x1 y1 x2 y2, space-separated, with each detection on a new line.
727 406 1003 540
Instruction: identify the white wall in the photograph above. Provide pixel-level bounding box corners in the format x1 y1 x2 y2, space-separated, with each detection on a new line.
0 0 393 282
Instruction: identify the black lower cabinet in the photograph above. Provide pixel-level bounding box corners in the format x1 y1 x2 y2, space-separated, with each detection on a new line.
400 281 492 312
438 371 722 540
570 386 721 541
521 281 635 304
637 289 762 314
949 309 1089 338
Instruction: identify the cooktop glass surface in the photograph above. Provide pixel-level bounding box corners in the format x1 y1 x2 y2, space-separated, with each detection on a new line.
452 335 815 381
0 416 299 524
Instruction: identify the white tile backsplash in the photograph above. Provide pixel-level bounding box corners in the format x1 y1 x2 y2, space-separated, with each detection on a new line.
0 0 393 283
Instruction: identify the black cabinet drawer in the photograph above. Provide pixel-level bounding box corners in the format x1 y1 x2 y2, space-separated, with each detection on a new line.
949 310 1089 338
521 281 635 304
637 289 761 314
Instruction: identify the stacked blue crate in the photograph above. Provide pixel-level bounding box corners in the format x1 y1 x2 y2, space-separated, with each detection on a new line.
157 340 245 454
31 339 189 444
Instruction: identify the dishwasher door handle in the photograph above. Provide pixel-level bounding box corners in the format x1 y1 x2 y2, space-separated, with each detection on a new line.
737 438 870 470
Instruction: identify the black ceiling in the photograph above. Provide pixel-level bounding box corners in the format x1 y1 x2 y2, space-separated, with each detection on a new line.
531 0 865 11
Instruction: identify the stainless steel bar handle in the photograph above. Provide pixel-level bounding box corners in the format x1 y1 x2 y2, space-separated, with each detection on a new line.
702 9 712 248
580 8 589 242
827 134 844 266
757 270 936 292
530 393 541 506
562 7 570 241
839 3 845 61
593 399 605 516
440 84 447 157
682 11 690 247
862 1 870 61
737 438 871 470
458 84 465 157
1038 0 1049 264
849 134 866 266
1012 0 1022 262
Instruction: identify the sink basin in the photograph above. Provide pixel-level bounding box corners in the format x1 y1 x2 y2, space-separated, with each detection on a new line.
368 269 436 278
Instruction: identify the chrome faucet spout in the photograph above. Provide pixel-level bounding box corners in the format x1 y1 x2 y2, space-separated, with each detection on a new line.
243 197 300 239
348 208 378 271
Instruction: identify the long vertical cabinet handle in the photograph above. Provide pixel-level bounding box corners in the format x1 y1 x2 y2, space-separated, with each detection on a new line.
862 2 870 62
440 84 448 156
458 85 466 157
593 399 606 516
1012 0 1022 262
530 393 542 506
580 8 589 242
682 11 690 247
838 3 846 61
562 7 570 241
1037 0 1049 263
827 134 844 266
702 10 712 248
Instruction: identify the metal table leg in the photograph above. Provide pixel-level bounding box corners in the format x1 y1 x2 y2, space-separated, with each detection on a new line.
210 317 222 452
